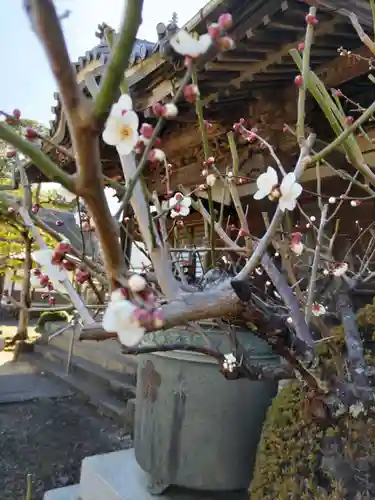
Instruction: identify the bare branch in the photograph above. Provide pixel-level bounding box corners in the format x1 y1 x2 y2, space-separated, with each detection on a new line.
92 0 144 126
305 204 328 324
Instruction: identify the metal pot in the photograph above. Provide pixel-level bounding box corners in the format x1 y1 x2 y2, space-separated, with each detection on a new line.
134 327 278 492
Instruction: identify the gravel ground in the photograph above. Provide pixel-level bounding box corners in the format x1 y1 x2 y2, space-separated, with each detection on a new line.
0 394 132 500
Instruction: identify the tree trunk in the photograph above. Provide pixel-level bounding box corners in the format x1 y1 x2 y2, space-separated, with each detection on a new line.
16 231 32 342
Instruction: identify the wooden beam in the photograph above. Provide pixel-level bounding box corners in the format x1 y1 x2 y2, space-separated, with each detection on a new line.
203 16 340 105
270 22 305 32
205 62 253 72
314 45 372 89
217 52 266 63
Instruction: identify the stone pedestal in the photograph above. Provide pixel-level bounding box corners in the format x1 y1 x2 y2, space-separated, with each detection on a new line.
44 449 248 500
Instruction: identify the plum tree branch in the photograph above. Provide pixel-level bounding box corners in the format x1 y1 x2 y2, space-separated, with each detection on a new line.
0 122 74 191
92 0 144 126
24 0 127 285
305 204 328 324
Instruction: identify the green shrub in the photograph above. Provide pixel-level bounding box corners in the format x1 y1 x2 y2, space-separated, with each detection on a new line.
35 311 69 333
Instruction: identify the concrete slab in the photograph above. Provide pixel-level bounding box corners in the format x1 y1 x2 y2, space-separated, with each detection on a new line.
44 484 80 499
80 448 247 500
0 372 72 403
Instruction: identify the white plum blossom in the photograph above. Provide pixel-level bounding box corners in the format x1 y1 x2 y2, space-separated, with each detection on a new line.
291 241 304 256
102 94 139 155
332 262 348 276
163 103 178 118
103 290 146 347
253 166 278 200
149 148 166 163
278 173 303 212
169 192 192 218
290 233 304 256
223 353 238 372
253 167 302 212
128 273 147 293
349 401 365 418
170 30 212 58
206 173 217 187
312 304 326 317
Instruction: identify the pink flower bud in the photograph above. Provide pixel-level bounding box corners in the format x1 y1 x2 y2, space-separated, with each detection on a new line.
55 220 64 227
140 123 154 139
148 148 166 164
204 156 215 166
51 251 64 265
306 13 318 25
152 102 165 117
39 275 50 287
13 109 21 119
57 241 71 254
31 203 40 214
238 229 249 237
294 75 303 87
184 84 199 104
218 13 233 30
25 127 38 140
208 22 221 40
75 269 90 284
218 36 235 51
62 260 75 271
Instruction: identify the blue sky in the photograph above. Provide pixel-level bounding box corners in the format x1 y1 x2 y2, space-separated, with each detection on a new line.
0 0 207 125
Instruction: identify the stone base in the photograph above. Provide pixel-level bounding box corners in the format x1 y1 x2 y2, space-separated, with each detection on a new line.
44 485 80 500
44 449 247 500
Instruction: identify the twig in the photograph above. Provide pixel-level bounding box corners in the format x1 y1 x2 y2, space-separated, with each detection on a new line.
0 122 74 190
193 71 215 265
347 11 375 55
227 132 239 175
24 0 127 285
305 204 328 324
115 68 193 218
92 0 144 126
236 134 315 280
296 6 316 144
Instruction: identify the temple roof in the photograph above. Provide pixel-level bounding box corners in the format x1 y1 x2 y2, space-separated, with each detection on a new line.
27 0 375 184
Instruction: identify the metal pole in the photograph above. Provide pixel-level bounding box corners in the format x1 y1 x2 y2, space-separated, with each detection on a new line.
66 320 78 374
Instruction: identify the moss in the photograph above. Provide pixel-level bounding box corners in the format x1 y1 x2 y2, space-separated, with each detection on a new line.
249 384 375 499
35 311 69 333
250 299 375 500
